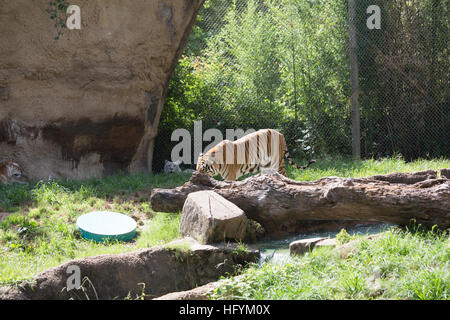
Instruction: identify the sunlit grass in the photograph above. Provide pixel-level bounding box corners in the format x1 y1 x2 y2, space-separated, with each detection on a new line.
0 172 191 286
288 155 450 181
211 226 450 300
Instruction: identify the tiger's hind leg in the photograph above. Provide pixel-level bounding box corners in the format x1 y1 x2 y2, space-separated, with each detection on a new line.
277 158 287 176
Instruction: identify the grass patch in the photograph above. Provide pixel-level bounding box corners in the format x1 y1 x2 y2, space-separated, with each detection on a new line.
211 226 449 300
287 154 450 181
0 173 191 286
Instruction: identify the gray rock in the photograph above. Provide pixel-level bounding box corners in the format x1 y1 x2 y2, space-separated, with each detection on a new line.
153 282 217 300
315 238 338 248
289 237 328 256
180 191 248 244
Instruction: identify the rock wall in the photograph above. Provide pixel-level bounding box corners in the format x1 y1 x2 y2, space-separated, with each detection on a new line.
0 0 204 179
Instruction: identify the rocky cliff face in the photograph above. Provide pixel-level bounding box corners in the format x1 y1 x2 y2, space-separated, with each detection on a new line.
0 0 203 179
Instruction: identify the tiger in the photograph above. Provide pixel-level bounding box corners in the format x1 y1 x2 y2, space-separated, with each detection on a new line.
0 160 25 184
164 159 182 173
196 129 315 181
164 160 196 174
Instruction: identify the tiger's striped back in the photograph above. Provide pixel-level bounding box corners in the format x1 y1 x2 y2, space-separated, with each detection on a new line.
196 129 315 181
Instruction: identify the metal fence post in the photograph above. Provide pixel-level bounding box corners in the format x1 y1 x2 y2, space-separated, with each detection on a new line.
348 0 361 160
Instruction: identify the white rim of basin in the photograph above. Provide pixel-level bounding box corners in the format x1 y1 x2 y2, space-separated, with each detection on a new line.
76 211 137 237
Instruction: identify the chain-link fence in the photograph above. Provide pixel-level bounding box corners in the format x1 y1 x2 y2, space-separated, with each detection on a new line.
153 0 449 172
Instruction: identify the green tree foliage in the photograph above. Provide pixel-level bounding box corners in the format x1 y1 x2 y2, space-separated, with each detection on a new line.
154 0 448 171
267 0 350 155
356 0 449 160
155 0 349 171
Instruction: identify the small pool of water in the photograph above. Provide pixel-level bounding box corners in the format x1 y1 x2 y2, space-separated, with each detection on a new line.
256 223 396 264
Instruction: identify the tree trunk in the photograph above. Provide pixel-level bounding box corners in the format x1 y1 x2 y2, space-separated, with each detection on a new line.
151 170 450 237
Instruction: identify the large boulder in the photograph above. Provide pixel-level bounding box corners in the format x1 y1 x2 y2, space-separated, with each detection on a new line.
0 0 204 179
180 191 248 244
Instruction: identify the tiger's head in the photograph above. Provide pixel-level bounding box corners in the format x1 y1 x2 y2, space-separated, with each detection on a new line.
196 153 217 177
1 160 25 183
164 160 182 173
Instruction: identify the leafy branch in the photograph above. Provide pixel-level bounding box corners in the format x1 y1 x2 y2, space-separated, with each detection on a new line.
45 0 69 40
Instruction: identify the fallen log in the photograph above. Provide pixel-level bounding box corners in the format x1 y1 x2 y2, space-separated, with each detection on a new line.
150 170 450 237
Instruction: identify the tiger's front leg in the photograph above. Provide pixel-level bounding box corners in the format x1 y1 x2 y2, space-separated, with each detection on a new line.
260 156 271 168
222 164 237 181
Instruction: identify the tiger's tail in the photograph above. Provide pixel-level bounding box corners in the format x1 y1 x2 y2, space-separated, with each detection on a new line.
284 151 316 170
